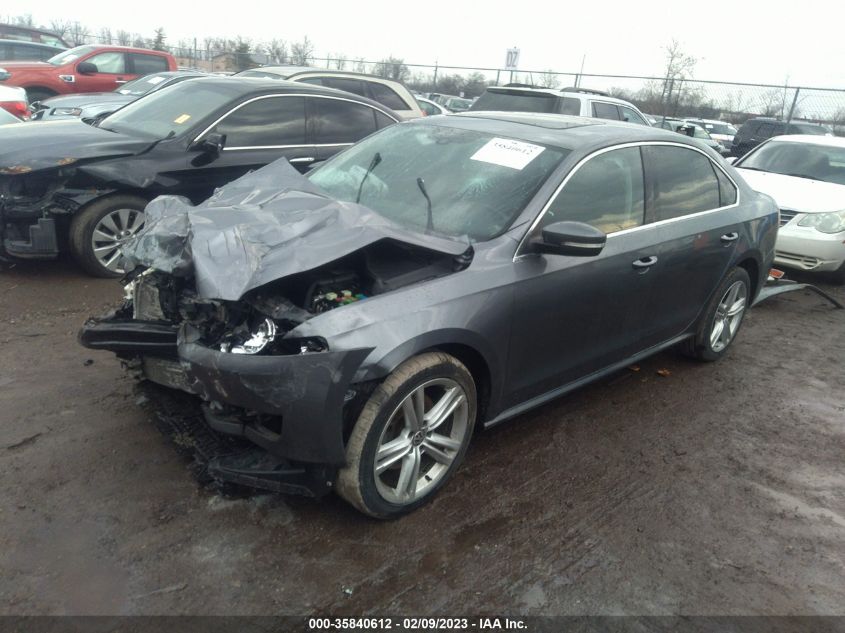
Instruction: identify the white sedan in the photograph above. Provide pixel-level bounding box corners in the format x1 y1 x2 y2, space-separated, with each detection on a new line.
733 135 845 283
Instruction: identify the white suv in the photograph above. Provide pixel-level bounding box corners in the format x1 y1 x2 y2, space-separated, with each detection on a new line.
235 66 424 120
470 85 651 126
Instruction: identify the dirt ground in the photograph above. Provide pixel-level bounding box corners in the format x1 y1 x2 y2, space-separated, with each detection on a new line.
1 258 843 616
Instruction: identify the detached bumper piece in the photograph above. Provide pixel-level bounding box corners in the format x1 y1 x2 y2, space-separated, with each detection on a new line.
79 317 179 355
144 382 336 498
207 450 334 498
753 275 844 309
3 217 59 258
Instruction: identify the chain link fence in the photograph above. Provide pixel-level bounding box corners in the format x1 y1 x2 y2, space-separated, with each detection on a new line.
75 34 845 134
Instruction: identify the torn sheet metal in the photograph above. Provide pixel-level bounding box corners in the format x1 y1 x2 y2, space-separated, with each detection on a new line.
122 159 470 301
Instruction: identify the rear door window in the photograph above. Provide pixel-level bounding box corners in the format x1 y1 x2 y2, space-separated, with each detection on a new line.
212 96 306 147
130 53 169 74
592 102 620 120
542 146 645 234
471 90 558 113
311 97 379 144
644 146 721 221
323 77 367 97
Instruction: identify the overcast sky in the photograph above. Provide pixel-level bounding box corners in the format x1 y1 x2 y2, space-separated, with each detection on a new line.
17 0 845 88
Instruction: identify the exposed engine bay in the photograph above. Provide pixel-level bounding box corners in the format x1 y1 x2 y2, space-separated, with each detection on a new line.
121 238 472 358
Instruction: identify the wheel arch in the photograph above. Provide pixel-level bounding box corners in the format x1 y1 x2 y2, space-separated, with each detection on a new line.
735 253 762 300
357 329 503 425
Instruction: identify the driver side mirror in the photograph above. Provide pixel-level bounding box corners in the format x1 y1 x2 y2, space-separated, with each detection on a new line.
530 221 606 257
192 132 226 155
77 62 98 75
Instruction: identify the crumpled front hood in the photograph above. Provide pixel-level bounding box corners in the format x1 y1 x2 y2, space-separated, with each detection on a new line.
737 168 845 213
0 120 150 173
122 159 471 301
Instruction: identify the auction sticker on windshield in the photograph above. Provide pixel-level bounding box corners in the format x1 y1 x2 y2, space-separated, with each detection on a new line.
471 137 545 170
173 114 191 124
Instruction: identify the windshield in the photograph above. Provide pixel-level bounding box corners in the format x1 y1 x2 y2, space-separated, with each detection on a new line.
738 140 845 185
116 74 173 96
447 98 473 111
471 90 557 114
308 123 569 241
48 45 96 66
98 80 233 139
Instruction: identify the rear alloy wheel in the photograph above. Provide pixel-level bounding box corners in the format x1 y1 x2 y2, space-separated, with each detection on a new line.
69 195 147 277
683 267 751 361
337 352 477 518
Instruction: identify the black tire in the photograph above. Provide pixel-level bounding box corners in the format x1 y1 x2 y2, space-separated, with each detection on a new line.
26 88 57 103
69 194 148 278
682 266 751 362
336 352 477 519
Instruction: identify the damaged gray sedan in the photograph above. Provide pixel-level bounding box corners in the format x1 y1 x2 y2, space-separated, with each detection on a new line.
80 113 778 518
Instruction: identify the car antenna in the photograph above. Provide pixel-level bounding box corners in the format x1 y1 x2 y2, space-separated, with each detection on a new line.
356 152 382 204
417 177 434 231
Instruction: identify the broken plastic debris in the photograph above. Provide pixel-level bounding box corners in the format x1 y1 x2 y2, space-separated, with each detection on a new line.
628 365 641 372
656 368 671 377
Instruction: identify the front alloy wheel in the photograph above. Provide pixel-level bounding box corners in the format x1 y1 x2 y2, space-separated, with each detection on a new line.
337 352 477 518
90 207 146 274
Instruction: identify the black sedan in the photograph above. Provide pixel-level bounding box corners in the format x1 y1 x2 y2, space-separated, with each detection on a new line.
80 113 778 517
29 70 206 122
0 77 398 276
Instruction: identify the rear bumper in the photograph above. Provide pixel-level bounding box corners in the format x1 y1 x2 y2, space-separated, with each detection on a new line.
79 316 372 465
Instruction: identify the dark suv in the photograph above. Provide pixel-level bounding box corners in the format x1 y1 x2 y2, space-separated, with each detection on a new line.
731 117 831 157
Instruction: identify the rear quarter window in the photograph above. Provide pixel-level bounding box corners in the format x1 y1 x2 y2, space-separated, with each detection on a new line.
558 97 580 115
131 54 169 74
591 102 620 120
366 82 409 111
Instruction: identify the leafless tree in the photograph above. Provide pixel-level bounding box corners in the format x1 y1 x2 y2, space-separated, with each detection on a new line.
49 20 72 40
374 57 410 82
266 39 288 64
290 36 314 66
115 30 131 46
98 27 113 45
67 22 91 46
353 58 367 73
332 53 348 70
536 69 560 89
14 14 35 27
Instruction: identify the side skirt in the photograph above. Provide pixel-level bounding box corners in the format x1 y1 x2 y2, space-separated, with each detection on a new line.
484 334 692 429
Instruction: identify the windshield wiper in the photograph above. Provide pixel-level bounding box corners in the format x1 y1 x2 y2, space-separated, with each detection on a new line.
356 152 381 203
783 172 819 181
416 177 434 231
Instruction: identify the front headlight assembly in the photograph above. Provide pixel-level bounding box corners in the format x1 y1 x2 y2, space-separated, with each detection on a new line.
51 107 83 117
797 210 845 234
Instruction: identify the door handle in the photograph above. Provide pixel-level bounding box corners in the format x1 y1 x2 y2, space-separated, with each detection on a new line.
115 79 127 84
720 232 739 243
632 255 658 269
289 157 316 164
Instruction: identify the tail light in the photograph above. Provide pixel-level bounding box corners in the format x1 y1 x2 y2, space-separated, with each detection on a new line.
0 100 30 120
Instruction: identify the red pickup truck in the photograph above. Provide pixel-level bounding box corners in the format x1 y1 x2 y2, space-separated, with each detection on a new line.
0 44 177 102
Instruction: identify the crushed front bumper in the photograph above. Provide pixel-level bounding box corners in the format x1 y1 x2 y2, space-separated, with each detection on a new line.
79 315 372 467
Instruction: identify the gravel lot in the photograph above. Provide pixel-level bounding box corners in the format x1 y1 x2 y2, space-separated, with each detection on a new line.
1 258 843 616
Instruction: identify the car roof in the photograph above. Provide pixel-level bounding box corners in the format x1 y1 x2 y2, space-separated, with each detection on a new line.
428 111 687 150
177 76 398 114
484 85 638 107
766 134 845 147
238 66 403 83
0 38 63 49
